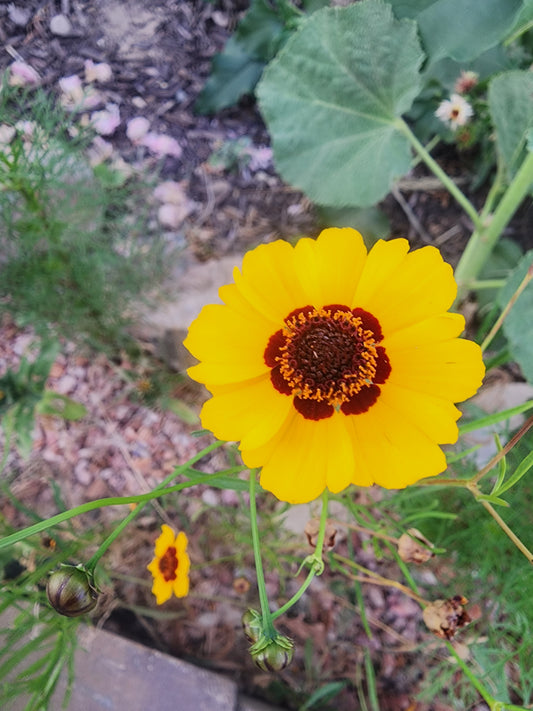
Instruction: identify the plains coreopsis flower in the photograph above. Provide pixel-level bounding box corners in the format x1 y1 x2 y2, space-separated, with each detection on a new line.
147 525 190 604
184 229 485 504
435 94 474 130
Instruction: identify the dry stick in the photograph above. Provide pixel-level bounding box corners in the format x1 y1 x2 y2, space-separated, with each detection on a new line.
332 554 428 606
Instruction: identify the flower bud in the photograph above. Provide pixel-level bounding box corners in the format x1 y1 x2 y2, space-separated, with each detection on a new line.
242 608 263 644
46 564 98 617
250 633 294 672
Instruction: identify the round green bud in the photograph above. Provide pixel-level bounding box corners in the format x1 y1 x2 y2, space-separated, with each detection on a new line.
250 634 294 672
46 564 98 617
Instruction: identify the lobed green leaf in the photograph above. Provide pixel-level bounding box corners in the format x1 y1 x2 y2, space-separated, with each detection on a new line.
257 0 425 206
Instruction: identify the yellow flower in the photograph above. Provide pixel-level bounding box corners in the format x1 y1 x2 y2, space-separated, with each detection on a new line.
147 525 190 604
185 229 485 504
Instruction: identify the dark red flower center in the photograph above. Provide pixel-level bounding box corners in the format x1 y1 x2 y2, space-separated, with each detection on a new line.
159 546 178 582
264 304 391 421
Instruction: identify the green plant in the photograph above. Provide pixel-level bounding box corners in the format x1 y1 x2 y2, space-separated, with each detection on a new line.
0 85 166 352
195 0 329 114
0 338 86 461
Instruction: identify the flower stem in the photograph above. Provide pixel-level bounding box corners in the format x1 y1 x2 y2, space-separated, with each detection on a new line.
271 488 330 621
0 440 226 552
454 150 533 302
475 496 533 564
248 469 276 638
481 261 533 352
397 118 481 229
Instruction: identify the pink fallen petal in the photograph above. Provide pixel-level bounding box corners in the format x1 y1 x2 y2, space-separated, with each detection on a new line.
153 180 186 204
142 132 182 158
8 61 40 87
126 116 150 144
90 103 121 136
84 59 113 83
157 203 190 229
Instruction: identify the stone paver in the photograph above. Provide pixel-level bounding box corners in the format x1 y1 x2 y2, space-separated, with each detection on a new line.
44 626 285 711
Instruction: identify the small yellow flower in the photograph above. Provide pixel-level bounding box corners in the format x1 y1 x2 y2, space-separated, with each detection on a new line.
185 229 485 504
147 525 190 604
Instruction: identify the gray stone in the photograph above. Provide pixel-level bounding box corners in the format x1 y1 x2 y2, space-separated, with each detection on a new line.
52 626 238 711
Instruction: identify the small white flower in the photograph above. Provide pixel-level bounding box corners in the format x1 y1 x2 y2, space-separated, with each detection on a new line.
126 116 150 144
8 61 39 87
84 60 112 83
90 103 121 135
435 93 474 131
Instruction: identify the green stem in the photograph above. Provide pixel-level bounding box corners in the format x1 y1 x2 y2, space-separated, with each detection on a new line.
445 641 527 710
469 279 506 290
454 150 533 302
397 119 481 229
481 262 533 352
445 641 496 707
0 441 226 552
248 469 276 637
271 488 330 621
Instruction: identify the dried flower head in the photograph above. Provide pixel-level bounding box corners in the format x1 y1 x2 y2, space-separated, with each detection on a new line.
423 595 471 639
397 528 434 564
304 517 337 550
454 70 479 95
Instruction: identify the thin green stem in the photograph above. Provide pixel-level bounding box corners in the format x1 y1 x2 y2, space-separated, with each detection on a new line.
476 497 533 564
248 469 276 637
481 262 533 352
397 118 481 229
445 640 495 707
0 440 226 552
271 569 316 621
271 488 330 621
469 279 506 290
454 150 533 302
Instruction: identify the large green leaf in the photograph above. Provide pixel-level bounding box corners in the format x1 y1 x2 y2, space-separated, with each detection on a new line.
257 0 424 207
499 251 533 385
488 70 533 182
390 0 522 64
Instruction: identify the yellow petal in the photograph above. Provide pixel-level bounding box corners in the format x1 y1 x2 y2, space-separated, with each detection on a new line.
257 415 330 503
322 414 357 493
353 238 410 307
173 574 189 598
184 302 272 385
383 312 465 351
152 576 172 605
154 524 176 558
357 246 457 336
387 338 485 402
352 399 447 488
200 375 292 449
378 382 461 443
293 228 368 307
175 531 188 556
233 240 308 323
